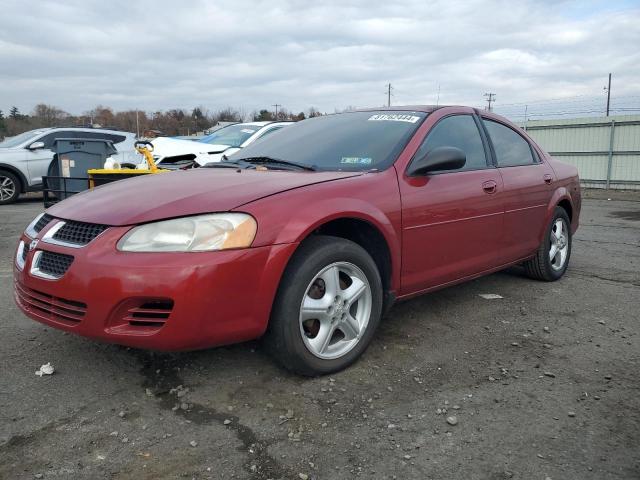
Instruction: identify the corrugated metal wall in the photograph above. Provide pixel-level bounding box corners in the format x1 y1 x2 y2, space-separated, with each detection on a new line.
521 115 640 190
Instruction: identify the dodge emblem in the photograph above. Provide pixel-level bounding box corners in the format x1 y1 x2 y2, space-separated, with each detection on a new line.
29 239 38 251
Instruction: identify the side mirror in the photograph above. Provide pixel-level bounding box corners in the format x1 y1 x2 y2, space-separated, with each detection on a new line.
28 141 45 150
407 146 466 176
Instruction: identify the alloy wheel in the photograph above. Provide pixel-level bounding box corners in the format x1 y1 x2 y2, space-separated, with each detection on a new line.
549 218 569 271
299 261 373 360
0 175 17 202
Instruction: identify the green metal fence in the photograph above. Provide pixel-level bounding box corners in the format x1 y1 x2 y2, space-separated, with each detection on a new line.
521 115 640 190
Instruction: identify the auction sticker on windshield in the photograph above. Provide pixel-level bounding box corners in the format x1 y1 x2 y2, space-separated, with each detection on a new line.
368 114 420 123
341 157 372 165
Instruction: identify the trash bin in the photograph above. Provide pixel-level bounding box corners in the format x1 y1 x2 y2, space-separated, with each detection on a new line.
49 138 118 200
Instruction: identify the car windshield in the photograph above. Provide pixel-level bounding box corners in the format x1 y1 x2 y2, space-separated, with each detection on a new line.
199 124 260 147
0 129 47 148
231 111 427 171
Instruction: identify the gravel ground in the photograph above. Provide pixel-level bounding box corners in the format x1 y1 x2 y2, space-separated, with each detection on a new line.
1 191 639 480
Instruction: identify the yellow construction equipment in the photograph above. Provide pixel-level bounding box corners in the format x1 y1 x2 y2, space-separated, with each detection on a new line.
88 140 168 189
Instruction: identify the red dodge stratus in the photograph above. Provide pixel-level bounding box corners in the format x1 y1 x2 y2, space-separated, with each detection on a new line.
14 106 580 375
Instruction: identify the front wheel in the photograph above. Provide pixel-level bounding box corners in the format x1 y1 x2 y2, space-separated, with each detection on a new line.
524 207 572 281
0 171 20 205
266 236 383 376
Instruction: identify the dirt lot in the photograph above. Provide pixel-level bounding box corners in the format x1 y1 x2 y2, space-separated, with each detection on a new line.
1 191 638 480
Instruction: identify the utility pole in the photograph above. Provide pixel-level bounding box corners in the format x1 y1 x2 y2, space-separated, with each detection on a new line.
436 84 441 107
272 104 281 120
484 93 496 112
135 110 140 138
386 83 393 107
605 73 612 117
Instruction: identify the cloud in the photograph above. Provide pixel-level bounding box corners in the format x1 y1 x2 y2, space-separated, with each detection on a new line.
0 0 638 117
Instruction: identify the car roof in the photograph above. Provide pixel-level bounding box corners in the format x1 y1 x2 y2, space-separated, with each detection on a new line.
37 126 134 135
236 121 293 127
354 105 442 113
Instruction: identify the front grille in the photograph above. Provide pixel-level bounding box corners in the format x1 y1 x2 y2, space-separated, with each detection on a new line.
126 300 174 328
52 220 108 246
34 214 53 233
37 251 74 278
15 281 86 325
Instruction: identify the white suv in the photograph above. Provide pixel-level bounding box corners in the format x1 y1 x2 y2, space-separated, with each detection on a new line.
0 127 139 204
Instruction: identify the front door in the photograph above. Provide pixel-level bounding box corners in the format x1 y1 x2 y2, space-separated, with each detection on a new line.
399 113 504 294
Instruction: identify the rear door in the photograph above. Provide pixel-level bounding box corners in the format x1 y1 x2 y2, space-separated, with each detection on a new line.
480 116 555 263
399 113 504 294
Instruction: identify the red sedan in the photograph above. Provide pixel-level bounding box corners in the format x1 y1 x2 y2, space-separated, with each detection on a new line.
14 106 580 375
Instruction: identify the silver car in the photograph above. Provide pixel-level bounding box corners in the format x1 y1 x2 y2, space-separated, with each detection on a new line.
0 127 139 204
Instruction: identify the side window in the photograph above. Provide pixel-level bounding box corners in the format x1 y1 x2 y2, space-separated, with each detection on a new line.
73 132 127 147
413 115 488 172
484 120 534 167
38 131 77 149
106 134 126 144
258 126 283 139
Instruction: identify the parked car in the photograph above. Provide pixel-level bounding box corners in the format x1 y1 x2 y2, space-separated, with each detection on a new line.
153 121 292 168
14 106 581 375
0 127 140 204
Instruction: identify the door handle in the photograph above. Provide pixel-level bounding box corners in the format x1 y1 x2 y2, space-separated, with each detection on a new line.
543 174 553 184
482 180 497 194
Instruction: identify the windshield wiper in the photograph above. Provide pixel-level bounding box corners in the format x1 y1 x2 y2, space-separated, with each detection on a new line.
234 156 316 171
203 159 253 169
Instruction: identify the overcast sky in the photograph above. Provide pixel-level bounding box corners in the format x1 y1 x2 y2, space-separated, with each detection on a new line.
1 0 639 117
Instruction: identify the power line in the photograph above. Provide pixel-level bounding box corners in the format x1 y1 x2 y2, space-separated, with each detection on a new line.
484 93 496 112
272 103 281 119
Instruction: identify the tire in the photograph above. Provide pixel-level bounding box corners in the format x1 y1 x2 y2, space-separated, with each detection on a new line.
524 207 572 281
0 170 21 205
266 235 383 376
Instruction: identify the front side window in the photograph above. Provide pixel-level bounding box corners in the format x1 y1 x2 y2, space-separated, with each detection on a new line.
39 131 78 149
484 119 534 167
412 114 488 172
233 111 427 171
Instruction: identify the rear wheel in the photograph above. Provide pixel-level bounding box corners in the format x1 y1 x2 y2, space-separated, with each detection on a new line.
266 235 383 376
0 171 20 205
524 207 572 281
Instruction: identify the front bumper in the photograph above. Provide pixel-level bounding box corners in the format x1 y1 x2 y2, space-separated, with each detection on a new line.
13 220 297 351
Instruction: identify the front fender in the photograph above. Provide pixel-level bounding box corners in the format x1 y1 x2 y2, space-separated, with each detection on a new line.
239 171 403 291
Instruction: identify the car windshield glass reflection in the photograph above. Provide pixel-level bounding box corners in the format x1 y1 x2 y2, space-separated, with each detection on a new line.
233 111 427 172
199 125 260 147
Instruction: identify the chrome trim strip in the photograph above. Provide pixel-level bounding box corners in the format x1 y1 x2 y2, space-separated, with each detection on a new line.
42 221 83 249
25 212 46 238
41 221 108 249
15 241 26 270
30 251 63 280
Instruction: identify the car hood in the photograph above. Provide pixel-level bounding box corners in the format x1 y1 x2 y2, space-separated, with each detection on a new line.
46 168 362 226
152 137 230 158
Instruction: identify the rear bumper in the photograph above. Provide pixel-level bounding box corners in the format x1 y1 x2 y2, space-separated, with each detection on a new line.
13 224 297 351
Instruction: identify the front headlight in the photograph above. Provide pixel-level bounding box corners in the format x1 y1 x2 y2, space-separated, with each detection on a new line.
117 213 257 252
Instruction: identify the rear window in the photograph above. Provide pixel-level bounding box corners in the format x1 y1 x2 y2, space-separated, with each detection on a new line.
484 120 535 167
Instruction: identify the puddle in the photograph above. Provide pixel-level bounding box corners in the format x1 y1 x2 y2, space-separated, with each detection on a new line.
609 210 640 221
